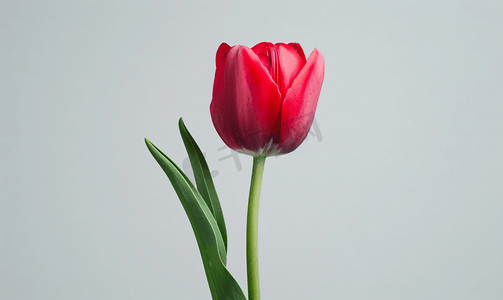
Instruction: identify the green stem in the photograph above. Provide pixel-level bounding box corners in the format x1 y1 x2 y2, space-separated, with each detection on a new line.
247 155 266 300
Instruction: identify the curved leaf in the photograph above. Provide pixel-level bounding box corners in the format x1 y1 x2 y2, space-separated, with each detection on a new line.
179 118 228 251
145 138 245 300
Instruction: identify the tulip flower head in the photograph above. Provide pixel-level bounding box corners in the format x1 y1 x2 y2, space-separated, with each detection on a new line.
210 42 325 157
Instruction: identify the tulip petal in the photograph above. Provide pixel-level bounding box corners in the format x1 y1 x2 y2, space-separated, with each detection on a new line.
288 43 307 62
251 43 306 100
215 43 231 66
251 42 275 75
211 45 282 156
275 43 307 100
278 48 325 155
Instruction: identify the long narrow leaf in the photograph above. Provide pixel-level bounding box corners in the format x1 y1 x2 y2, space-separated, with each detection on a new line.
145 138 246 300
179 118 228 251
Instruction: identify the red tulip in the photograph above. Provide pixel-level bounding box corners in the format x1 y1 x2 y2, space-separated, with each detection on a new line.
210 42 325 156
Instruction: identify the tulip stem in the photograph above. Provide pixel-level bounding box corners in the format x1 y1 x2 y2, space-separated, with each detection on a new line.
247 155 266 300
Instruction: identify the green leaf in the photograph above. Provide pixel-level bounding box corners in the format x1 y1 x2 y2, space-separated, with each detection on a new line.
145 138 246 300
179 118 228 251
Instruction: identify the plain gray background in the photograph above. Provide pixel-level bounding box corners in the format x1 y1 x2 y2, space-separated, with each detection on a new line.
1 0 502 299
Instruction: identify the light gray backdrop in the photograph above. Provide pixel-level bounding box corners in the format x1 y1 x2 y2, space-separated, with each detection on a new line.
1 0 502 299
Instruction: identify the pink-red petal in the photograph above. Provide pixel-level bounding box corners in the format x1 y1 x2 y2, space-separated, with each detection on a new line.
251 42 275 76
275 43 306 100
210 45 282 155
278 48 325 154
288 43 307 62
215 43 231 66
252 42 306 100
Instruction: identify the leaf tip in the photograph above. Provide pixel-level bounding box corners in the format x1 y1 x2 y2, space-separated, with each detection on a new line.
178 117 186 128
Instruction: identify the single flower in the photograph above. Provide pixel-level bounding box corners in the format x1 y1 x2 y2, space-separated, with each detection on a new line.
210 42 325 156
